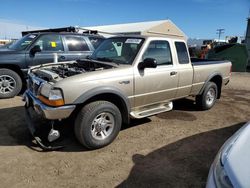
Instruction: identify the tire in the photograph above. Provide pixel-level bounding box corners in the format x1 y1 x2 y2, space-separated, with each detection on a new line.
75 101 122 149
0 69 22 99
196 81 218 110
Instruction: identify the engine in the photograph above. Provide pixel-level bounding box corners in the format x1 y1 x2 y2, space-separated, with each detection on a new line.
32 60 114 82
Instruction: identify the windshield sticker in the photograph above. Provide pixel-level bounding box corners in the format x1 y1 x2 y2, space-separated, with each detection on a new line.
125 39 142 44
29 35 37 39
50 41 57 48
21 41 32 46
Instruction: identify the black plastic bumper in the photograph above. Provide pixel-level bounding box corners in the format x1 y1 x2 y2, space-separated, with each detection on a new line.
24 103 64 151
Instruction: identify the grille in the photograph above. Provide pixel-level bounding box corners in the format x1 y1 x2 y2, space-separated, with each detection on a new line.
27 76 43 96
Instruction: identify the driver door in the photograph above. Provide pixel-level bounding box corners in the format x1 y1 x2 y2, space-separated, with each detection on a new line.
134 40 179 108
26 34 66 66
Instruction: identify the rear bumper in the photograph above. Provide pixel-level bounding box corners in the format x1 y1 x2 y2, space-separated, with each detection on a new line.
223 77 230 85
24 90 76 120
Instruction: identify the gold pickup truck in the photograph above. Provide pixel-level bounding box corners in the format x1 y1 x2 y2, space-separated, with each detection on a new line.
24 36 231 150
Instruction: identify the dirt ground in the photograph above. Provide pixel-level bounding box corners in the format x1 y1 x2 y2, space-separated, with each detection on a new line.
0 73 250 188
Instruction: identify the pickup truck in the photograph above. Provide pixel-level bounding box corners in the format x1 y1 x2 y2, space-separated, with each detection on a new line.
0 32 104 98
24 35 231 150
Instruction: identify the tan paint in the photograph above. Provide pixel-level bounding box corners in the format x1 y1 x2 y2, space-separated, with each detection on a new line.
30 36 232 119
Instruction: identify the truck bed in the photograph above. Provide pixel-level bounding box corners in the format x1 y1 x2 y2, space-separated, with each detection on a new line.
191 58 227 65
190 58 231 96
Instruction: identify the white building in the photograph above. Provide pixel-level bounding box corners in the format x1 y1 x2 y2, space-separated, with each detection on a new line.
82 20 187 40
0 39 14 46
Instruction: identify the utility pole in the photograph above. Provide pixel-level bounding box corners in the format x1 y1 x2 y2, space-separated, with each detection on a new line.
216 29 225 42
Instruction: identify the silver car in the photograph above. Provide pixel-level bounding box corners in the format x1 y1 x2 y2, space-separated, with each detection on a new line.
206 122 250 188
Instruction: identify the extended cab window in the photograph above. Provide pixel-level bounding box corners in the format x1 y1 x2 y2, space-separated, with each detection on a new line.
175 42 189 64
33 35 64 51
65 36 89 51
143 40 172 65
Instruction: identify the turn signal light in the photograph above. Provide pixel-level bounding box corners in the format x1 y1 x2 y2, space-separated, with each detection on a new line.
38 95 64 107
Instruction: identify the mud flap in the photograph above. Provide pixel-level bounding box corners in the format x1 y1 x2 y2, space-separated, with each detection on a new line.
24 106 64 151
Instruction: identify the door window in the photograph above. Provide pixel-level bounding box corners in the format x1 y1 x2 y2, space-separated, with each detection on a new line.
65 36 89 51
33 35 64 52
175 42 189 64
143 40 172 65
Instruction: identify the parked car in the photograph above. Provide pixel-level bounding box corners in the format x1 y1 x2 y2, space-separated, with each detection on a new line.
0 40 16 49
24 35 232 150
0 31 104 98
206 122 250 188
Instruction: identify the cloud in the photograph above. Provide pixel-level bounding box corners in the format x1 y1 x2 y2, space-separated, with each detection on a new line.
0 19 45 39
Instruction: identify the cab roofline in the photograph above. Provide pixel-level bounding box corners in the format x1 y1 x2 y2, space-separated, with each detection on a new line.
22 26 103 37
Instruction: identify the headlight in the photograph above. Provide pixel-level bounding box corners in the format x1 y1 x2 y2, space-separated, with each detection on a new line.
38 88 64 107
49 89 63 100
39 83 52 97
213 153 233 188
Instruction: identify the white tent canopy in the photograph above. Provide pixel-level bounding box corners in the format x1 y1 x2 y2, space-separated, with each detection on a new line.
82 20 187 40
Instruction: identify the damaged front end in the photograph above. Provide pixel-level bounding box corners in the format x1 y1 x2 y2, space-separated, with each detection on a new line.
24 59 115 150
24 88 75 150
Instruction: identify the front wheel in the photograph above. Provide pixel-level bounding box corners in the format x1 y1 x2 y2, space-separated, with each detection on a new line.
196 81 218 110
0 69 22 98
74 101 122 149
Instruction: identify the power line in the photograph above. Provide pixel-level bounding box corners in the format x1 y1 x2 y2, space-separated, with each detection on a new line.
216 29 225 41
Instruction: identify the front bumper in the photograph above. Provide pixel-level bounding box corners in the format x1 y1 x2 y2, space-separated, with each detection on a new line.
24 90 76 150
24 90 76 120
206 163 216 188
24 107 64 151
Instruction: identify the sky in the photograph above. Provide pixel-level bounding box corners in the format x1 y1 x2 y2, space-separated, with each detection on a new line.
0 0 249 39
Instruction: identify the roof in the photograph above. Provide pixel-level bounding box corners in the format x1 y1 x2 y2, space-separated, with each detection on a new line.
83 20 187 40
22 26 102 37
22 32 103 38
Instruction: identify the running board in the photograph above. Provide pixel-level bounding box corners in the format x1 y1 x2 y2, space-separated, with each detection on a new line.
130 102 173 119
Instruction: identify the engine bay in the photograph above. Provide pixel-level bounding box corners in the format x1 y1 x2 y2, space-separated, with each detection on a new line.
32 60 114 82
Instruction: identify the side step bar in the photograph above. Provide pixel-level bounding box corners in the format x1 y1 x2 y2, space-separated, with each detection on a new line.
130 102 173 119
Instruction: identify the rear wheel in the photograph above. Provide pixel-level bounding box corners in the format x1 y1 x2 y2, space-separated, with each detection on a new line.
0 69 22 98
75 101 122 149
196 81 218 110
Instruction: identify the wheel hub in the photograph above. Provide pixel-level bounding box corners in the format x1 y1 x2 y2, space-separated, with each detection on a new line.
2 81 9 87
206 88 215 105
95 119 107 132
91 112 114 140
0 75 16 94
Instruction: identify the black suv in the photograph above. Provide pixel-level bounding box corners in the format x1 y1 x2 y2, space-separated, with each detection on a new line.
0 31 104 98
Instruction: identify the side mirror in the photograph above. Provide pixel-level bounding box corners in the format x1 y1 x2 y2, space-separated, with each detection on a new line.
138 58 157 70
30 45 41 57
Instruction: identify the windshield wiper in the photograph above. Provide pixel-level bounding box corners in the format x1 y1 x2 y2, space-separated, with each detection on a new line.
96 57 120 65
86 55 92 60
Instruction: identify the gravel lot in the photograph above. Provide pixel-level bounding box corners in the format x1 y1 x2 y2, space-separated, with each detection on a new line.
0 73 249 188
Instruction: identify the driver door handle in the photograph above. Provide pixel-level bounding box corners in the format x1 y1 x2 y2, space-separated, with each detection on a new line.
59 56 66 60
170 71 177 76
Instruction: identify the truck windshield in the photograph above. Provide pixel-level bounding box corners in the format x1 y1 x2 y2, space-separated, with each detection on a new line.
8 34 38 50
91 37 144 65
